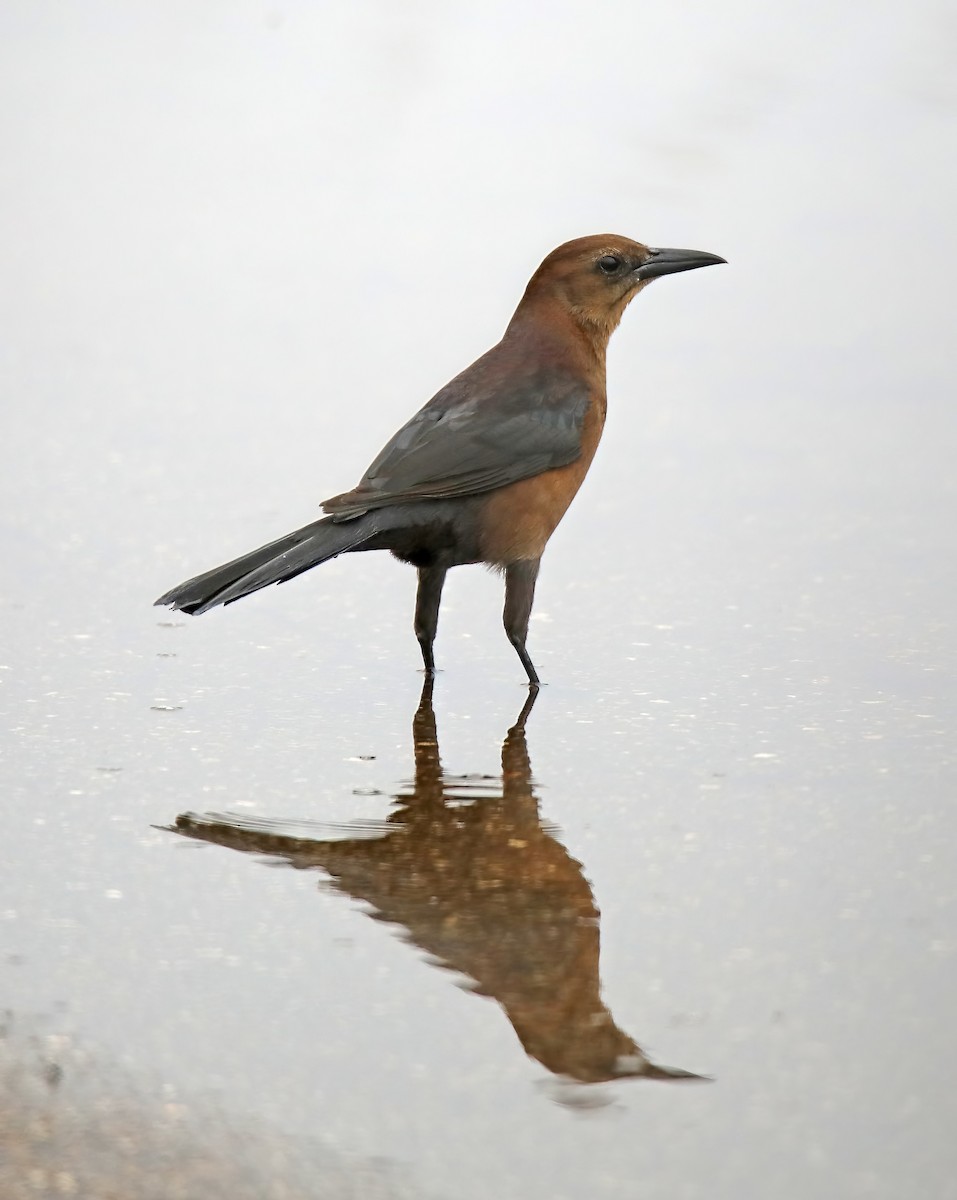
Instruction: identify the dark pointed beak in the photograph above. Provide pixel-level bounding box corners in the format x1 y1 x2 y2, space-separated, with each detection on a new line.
636 246 727 281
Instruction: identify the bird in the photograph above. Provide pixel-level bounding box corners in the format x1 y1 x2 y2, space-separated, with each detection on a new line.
155 234 725 685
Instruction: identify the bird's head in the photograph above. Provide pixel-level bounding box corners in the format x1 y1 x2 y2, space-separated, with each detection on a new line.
516 234 726 343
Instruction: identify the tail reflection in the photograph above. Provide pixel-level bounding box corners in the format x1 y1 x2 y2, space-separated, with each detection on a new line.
172 680 701 1086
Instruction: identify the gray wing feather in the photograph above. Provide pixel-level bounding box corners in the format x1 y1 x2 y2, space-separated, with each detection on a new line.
324 363 590 518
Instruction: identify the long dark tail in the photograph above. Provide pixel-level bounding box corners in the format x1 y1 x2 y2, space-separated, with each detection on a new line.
154 513 379 615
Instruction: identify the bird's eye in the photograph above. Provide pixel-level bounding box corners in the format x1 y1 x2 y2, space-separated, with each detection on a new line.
597 254 623 274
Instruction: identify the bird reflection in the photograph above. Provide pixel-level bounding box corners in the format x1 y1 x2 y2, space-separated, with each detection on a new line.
171 680 701 1086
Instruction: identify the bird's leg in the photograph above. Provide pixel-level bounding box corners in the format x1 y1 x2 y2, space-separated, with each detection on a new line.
414 565 447 676
503 558 542 687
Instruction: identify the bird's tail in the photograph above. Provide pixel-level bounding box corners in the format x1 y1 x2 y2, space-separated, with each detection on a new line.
154 513 379 615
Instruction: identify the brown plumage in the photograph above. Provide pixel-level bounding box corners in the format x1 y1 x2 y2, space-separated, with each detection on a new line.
155 234 725 683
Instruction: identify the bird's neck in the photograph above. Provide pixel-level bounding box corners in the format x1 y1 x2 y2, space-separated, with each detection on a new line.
503 297 610 374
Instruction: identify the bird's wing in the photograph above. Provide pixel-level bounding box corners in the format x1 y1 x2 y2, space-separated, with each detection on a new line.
322 357 591 519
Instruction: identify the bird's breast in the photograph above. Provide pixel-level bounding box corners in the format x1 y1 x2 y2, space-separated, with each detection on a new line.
477 392 607 565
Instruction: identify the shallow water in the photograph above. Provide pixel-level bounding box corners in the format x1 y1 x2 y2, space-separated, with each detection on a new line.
2 3 956 1197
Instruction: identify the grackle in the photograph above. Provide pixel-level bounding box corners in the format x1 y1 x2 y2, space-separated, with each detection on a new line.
155 235 725 684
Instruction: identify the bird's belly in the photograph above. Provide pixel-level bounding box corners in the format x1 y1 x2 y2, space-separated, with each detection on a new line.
476 462 588 563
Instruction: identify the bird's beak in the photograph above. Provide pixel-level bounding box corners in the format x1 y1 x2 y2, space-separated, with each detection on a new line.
636 247 727 280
